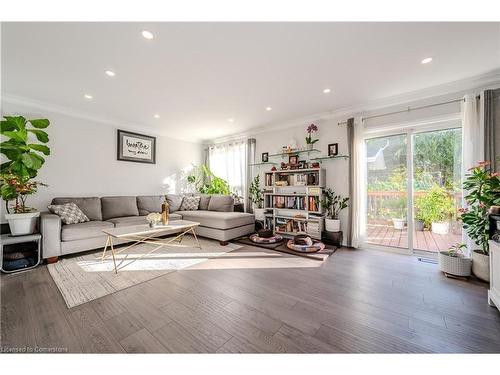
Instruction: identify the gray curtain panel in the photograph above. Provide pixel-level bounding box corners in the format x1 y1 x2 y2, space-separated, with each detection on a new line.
346 117 355 247
246 138 256 212
484 89 500 171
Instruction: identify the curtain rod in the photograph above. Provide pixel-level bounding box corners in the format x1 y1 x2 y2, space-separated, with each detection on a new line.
337 95 480 126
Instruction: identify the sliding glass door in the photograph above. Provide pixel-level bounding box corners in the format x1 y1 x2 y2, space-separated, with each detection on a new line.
364 125 462 255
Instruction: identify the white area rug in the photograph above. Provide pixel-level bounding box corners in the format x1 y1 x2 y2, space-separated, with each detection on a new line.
47 236 241 308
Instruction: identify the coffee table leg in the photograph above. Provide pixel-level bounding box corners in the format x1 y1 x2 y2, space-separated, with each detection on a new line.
109 236 118 274
101 236 110 260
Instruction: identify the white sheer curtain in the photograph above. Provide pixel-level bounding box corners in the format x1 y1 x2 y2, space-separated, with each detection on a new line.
461 94 482 255
208 140 247 202
349 116 366 248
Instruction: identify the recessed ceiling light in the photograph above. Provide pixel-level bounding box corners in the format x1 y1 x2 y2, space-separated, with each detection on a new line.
142 30 154 40
323 88 331 94
421 57 433 64
153 114 160 119
83 94 93 100
105 70 116 77
227 118 234 123
266 106 273 111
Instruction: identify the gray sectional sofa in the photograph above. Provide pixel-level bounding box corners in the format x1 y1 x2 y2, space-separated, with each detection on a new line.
40 194 254 261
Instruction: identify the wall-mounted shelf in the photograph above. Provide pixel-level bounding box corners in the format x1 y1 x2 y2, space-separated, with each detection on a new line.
269 149 321 158
249 162 278 166
310 155 349 162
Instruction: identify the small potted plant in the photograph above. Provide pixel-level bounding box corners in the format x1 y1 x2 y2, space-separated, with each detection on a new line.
460 161 500 282
438 243 472 277
1 116 50 235
414 197 425 231
385 198 406 230
416 185 455 235
249 175 265 220
305 123 319 151
321 188 349 232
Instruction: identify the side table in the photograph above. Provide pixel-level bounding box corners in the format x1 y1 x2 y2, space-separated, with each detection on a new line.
1 233 41 274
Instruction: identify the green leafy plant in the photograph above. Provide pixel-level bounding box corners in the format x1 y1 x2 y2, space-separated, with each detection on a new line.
0 116 50 213
460 161 500 255
249 175 264 209
187 164 230 195
446 243 467 258
414 185 455 227
321 188 349 219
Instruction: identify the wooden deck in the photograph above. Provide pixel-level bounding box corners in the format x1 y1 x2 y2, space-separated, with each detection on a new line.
366 224 462 253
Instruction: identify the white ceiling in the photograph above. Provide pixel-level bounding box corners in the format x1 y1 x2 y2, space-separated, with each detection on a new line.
2 22 499 142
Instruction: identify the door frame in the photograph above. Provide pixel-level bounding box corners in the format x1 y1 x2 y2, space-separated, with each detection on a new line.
360 117 462 255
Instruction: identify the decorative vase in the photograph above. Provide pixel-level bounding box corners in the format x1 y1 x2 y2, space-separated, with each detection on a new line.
472 250 490 282
438 251 472 277
325 218 340 232
5 212 40 236
414 219 425 231
161 200 169 225
431 221 449 235
306 143 313 151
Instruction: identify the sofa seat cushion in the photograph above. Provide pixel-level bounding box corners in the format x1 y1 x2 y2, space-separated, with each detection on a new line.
179 211 254 230
61 221 114 242
107 216 148 227
101 196 139 220
52 197 102 221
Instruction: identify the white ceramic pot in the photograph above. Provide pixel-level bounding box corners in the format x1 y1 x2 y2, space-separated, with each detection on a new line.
431 221 449 235
438 251 472 277
472 250 490 282
325 218 340 232
254 208 266 221
5 212 40 236
392 218 406 230
305 143 313 151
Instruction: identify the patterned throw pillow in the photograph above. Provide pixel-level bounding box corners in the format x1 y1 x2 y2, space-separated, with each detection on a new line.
47 202 90 224
179 195 201 211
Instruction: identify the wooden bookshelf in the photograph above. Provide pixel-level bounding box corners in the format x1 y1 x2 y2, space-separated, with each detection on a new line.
263 168 326 239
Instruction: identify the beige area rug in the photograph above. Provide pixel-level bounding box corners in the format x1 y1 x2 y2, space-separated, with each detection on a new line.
47 236 241 308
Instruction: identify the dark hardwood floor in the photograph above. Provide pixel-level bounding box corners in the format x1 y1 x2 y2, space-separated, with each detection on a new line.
2 243 500 353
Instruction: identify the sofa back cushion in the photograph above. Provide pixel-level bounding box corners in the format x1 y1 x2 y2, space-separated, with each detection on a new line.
166 194 183 212
101 196 139 220
198 194 211 210
52 197 103 221
207 195 234 212
137 195 164 215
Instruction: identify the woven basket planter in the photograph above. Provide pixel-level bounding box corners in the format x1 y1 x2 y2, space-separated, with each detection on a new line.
438 251 472 277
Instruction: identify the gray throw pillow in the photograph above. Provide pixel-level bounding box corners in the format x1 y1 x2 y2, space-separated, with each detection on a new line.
179 196 201 211
48 202 90 225
166 194 183 212
207 195 234 212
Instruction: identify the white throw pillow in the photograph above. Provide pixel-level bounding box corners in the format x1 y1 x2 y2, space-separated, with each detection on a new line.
179 196 201 211
48 202 90 224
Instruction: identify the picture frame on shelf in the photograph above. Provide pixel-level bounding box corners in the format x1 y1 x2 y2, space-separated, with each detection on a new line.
289 155 298 165
298 160 307 169
262 152 269 162
328 143 338 157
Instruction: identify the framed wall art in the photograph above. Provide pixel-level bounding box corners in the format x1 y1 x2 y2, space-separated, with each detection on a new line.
117 129 156 164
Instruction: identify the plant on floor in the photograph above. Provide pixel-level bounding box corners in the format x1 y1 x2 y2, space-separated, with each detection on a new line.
187 164 231 195
460 161 500 255
446 243 467 258
414 185 455 227
249 175 264 209
321 188 349 220
0 116 50 213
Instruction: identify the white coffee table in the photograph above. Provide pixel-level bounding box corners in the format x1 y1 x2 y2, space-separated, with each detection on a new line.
101 220 200 273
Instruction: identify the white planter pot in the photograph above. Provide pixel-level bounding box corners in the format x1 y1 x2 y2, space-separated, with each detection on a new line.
254 208 266 221
431 221 449 235
305 143 313 151
5 212 40 236
325 218 340 232
438 251 472 277
392 218 406 230
472 250 490 282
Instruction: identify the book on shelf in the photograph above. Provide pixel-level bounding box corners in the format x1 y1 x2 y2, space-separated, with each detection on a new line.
265 173 273 186
275 217 307 234
308 187 321 195
273 196 306 210
308 196 320 211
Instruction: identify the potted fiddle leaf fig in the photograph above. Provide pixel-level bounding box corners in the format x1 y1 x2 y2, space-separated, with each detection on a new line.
0 116 50 235
460 161 500 282
249 175 265 220
321 188 349 232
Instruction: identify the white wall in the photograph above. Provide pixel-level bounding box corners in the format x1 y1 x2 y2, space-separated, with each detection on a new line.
0 102 203 222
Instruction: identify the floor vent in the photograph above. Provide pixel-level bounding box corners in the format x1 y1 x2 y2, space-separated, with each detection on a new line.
418 257 438 264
